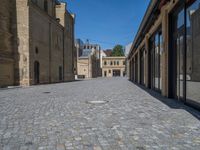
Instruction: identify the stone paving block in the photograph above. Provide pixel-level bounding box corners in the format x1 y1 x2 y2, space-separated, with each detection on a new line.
0 78 200 149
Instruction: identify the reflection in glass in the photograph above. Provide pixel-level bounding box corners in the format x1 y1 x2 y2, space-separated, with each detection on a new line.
150 30 162 91
186 0 200 104
175 9 184 99
140 47 145 85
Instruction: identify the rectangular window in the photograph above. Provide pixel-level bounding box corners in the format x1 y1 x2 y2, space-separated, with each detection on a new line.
169 0 200 109
104 71 107 77
186 0 200 105
149 29 162 92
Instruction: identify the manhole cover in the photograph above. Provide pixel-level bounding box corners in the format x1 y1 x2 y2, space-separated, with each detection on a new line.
43 92 51 94
86 100 108 104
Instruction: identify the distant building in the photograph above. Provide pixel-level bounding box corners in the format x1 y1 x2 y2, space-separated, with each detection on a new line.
103 49 113 57
102 57 126 77
75 39 84 58
76 41 101 78
77 52 99 79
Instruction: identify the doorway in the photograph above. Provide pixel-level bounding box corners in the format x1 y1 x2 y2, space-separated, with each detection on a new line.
34 61 40 84
59 66 63 81
113 70 121 77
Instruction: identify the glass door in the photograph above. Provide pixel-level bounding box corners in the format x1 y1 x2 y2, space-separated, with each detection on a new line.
172 8 185 100
140 47 145 85
186 0 200 106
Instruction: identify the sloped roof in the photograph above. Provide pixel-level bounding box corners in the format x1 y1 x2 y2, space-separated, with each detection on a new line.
104 50 112 57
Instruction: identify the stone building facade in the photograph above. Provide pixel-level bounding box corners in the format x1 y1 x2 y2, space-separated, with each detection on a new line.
0 0 15 86
102 57 126 77
128 0 200 109
75 41 101 79
77 53 100 79
0 0 75 87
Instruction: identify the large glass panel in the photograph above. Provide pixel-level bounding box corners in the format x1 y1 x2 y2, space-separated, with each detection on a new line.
176 9 185 99
159 32 163 90
150 38 155 89
186 0 200 104
150 31 162 91
140 47 145 85
155 33 159 89
135 55 138 82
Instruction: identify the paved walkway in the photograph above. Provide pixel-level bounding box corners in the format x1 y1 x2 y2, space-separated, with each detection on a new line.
0 78 200 150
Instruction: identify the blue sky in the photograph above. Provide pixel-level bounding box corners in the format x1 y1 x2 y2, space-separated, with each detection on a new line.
64 0 150 49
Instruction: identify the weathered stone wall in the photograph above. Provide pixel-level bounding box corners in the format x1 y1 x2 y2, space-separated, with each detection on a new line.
64 11 75 81
15 0 30 86
29 2 64 84
77 57 89 78
33 0 55 17
0 0 75 87
77 55 99 78
0 0 14 87
55 3 66 27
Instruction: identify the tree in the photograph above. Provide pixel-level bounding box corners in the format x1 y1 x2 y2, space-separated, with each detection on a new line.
111 45 125 57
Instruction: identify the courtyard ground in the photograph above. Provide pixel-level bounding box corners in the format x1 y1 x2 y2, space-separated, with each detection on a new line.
0 78 200 150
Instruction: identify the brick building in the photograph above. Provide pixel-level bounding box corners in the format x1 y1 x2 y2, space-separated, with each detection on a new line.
0 0 75 87
128 0 200 109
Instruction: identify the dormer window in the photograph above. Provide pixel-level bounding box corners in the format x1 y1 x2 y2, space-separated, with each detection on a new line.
44 0 48 12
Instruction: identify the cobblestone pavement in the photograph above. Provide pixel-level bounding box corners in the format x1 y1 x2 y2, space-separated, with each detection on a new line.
0 78 200 150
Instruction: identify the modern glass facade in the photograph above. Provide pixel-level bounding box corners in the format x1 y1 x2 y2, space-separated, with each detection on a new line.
128 0 200 110
170 0 200 107
149 30 163 92
186 0 200 106
140 47 145 85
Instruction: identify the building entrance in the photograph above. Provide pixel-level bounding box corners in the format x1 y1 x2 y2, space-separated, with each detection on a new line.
34 61 40 84
113 70 121 77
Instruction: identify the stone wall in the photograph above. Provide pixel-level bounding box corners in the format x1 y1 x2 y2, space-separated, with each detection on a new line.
0 0 14 87
0 0 75 87
15 0 30 86
77 57 89 78
64 11 75 81
29 3 65 84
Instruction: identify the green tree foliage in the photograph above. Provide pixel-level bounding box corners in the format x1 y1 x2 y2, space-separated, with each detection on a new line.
111 45 125 56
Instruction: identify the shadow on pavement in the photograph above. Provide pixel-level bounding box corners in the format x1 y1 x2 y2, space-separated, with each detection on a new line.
130 81 200 121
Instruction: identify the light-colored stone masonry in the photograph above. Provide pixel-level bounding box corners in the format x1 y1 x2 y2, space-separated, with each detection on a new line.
0 0 75 87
